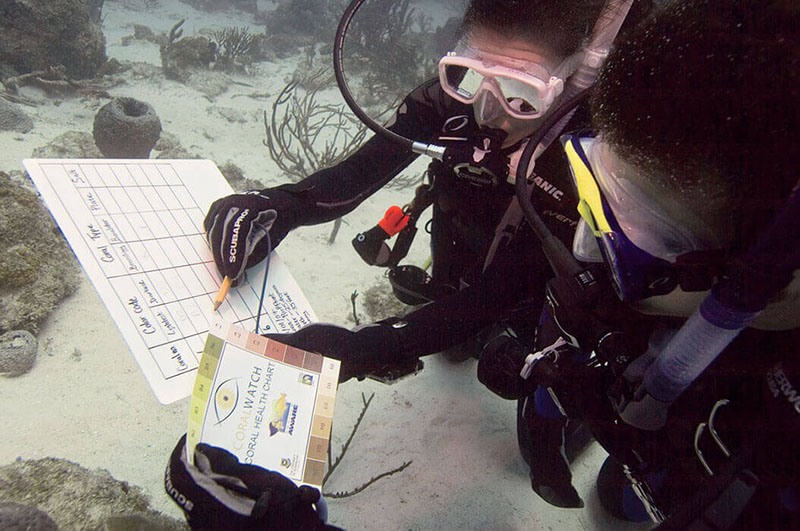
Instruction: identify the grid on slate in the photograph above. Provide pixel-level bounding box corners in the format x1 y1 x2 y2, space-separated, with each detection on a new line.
44 161 279 380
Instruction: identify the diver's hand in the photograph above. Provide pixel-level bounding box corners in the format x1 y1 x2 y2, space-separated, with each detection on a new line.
166 434 334 530
477 333 537 399
610 376 670 431
266 322 405 383
204 190 295 283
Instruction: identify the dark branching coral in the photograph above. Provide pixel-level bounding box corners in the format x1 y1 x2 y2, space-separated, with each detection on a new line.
345 0 437 100
212 26 256 72
92 97 162 158
263 78 367 182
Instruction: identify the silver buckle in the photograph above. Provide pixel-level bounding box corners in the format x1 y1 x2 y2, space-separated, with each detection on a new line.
694 399 732 476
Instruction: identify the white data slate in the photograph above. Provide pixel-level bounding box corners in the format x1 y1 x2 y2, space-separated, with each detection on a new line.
23 159 317 404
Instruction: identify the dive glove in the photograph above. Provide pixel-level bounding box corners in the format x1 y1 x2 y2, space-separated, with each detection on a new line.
204 190 297 283
266 321 406 383
166 434 337 530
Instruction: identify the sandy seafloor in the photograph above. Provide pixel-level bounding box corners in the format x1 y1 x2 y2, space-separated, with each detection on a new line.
0 1 649 528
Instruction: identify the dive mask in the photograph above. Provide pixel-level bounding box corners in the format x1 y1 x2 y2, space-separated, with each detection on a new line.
562 133 723 301
438 44 566 120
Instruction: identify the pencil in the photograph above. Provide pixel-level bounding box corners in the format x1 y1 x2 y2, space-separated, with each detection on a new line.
213 276 232 312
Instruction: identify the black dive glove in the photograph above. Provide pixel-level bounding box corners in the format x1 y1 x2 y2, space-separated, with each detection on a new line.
204 189 299 283
477 333 539 400
266 321 406 383
166 434 337 530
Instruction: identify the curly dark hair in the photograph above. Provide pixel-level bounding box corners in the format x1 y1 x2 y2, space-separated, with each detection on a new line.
592 0 799 250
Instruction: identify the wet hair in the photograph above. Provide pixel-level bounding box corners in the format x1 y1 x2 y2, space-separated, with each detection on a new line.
461 0 653 59
593 0 799 250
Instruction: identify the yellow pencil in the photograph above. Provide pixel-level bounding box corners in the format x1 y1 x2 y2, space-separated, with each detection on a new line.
213 276 232 312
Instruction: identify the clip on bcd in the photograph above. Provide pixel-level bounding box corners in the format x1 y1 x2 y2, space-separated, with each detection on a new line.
352 205 411 266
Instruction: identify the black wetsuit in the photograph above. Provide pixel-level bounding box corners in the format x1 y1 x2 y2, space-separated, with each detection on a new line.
266 77 582 357
263 79 800 522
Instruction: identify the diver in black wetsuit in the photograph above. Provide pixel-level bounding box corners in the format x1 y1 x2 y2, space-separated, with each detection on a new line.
201 0 635 510
167 1 800 528
204 1 602 366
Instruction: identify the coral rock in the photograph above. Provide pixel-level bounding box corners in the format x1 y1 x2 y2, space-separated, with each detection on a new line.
0 0 106 79
0 457 187 530
31 131 103 159
0 330 38 377
0 501 57 531
0 99 33 133
160 36 216 82
0 172 81 333
93 97 162 158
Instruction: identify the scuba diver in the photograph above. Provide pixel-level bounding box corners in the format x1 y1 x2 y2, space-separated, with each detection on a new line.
167 0 800 528
202 0 651 509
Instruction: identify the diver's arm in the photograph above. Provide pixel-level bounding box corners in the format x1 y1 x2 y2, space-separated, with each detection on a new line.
393 229 552 358
264 78 451 227
264 229 551 381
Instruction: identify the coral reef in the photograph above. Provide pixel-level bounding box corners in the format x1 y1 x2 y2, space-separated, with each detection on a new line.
0 0 106 79
262 0 340 53
0 99 33 133
93 97 162 158
264 80 367 182
0 457 187 530
0 501 57 530
179 0 257 14
0 172 81 334
152 131 196 159
218 160 263 192
346 0 438 102
2 65 117 101
0 330 38 378
211 26 257 73
87 0 104 24
31 131 103 159
159 20 216 82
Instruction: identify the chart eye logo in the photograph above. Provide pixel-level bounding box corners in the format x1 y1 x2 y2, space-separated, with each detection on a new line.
213 377 239 425
280 458 291 468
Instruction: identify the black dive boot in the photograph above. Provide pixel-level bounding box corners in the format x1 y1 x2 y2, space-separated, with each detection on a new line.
518 396 584 508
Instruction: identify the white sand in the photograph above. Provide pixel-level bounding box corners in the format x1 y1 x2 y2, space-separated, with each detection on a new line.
0 1 648 528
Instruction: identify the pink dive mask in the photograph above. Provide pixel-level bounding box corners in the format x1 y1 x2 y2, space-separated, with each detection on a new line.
438 45 566 120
